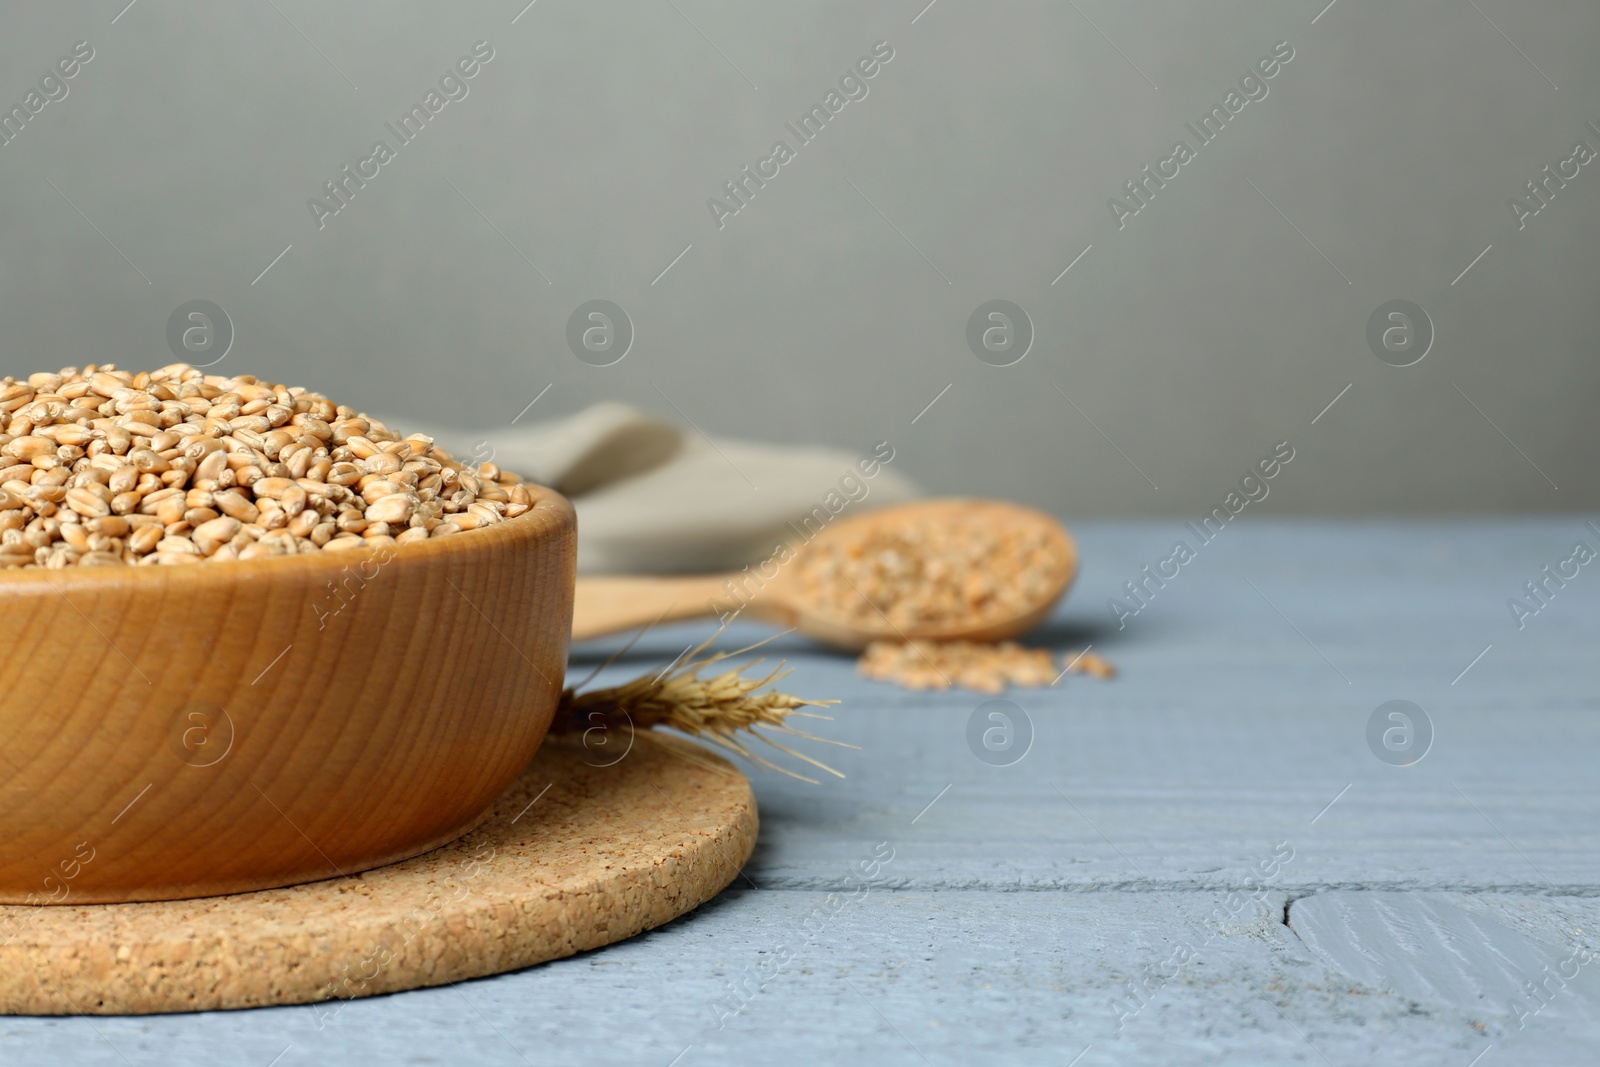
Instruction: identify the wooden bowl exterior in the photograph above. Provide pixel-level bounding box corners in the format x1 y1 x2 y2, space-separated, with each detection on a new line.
0 491 575 905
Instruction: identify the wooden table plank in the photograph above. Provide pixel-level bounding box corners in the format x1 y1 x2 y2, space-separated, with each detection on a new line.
3 890 1594 1065
1 520 1595 1064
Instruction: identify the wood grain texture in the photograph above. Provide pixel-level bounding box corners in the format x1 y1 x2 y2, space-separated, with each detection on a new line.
0 733 757 1013
571 498 1078 648
0 520 1594 1064
0 491 575 905
1288 891 1600 1020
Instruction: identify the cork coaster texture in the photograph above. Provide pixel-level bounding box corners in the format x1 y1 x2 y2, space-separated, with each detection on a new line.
0 733 757 1014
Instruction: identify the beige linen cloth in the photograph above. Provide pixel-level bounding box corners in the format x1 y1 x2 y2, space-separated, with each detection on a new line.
401 403 920 574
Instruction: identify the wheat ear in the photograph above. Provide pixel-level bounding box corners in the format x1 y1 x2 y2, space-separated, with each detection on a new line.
550 630 849 783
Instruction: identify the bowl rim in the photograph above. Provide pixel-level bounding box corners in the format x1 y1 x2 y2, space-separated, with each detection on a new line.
0 486 574 593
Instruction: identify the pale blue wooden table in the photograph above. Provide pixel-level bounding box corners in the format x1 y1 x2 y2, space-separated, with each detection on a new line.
4 520 1597 1066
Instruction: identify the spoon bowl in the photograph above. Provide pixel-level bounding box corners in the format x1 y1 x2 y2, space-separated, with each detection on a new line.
572 498 1076 649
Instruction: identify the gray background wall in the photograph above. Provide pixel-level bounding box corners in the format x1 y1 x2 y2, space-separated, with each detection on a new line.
1 0 1595 517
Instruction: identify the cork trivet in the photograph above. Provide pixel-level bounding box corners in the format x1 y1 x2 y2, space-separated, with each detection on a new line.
0 733 756 1015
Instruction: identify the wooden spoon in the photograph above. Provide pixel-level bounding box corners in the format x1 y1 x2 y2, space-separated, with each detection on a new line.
572 498 1076 649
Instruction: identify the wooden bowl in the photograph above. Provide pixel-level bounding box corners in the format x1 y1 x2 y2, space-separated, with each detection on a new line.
0 489 575 905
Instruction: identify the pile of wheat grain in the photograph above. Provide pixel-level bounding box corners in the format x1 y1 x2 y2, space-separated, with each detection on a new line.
789 513 1066 630
858 639 1114 693
0 363 534 569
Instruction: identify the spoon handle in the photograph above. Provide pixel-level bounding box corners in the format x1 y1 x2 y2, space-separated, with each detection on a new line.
571 574 743 641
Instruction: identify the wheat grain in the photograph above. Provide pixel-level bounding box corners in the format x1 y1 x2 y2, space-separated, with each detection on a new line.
858 639 1116 692
789 511 1067 630
0 363 537 568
